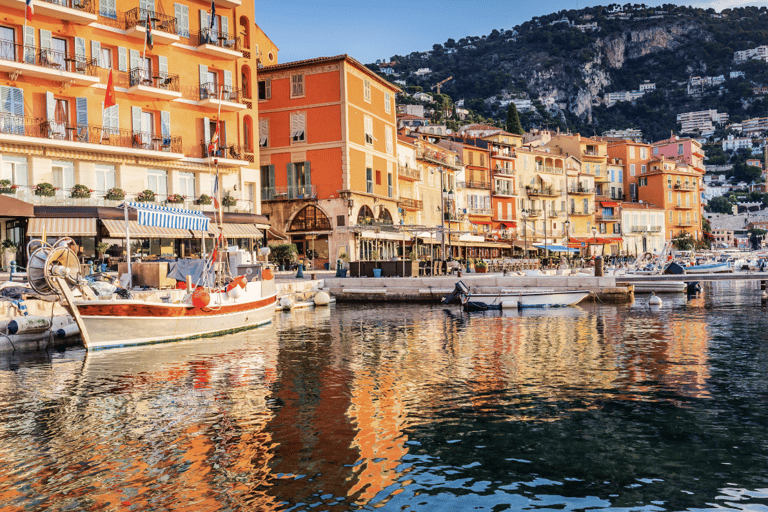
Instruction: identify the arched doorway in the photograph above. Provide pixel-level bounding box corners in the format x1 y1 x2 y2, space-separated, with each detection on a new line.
378 208 393 225
243 115 253 152
288 205 331 270
357 205 374 225
239 16 250 50
241 64 251 100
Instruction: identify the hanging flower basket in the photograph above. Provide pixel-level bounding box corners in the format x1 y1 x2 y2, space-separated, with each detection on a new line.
105 187 125 201
195 194 212 205
34 183 57 197
166 193 186 204
0 180 18 195
71 184 92 199
222 195 237 207
136 189 155 202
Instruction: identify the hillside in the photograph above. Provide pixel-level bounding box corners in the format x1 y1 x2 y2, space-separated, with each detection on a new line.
369 4 768 142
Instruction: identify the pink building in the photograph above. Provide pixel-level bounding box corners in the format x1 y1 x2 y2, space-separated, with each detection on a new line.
652 136 705 173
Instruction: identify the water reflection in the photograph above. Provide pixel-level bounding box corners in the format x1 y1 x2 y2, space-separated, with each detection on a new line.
0 282 766 511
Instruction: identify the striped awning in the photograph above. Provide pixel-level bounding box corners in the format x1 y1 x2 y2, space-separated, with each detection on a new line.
28 218 97 236
122 202 209 232
102 219 193 239
192 223 263 239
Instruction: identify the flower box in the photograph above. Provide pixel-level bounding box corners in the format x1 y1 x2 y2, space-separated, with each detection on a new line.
0 180 18 195
166 194 186 204
136 190 156 202
222 196 237 207
195 194 212 205
34 183 57 197
71 184 92 199
105 188 125 201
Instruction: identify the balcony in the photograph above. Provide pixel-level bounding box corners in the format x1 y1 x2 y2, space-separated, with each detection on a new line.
458 180 492 190
397 165 421 181
629 225 663 233
526 186 561 197
0 41 99 85
494 166 515 176
494 187 516 197
534 165 564 175
0 114 184 160
567 187 594 195
675 203 695 210
416 148 460 170
674 183 696 191
0 0 96 24
593 173 609 183
597 213 619 221
185 142 251 168
568 209 592 216
198 83 247 111
357 217 394 227
196 30 242 59
676 220 696 226
398 197 423 211
467 207 493 216
215 0 241 7
261 185 317 201
127 68 181 100
525 209 543 218
125 8 179 45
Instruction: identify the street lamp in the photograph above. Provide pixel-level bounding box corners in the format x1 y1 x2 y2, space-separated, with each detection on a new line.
564 219 571 262
591 226 597 257
447 186 455 261
522 208 529 257
438 166 446 268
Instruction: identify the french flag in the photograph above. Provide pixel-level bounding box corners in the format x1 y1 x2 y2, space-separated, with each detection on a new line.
213 175 219 209
26 0 33 21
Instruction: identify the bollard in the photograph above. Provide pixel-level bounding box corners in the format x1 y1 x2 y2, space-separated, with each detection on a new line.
295 263 304 279
310 273 316 280
762 280 766 291
594 255 604 277
335 259 343 278
10 261 16 278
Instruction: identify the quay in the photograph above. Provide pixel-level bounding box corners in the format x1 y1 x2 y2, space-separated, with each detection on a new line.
616 272 768 283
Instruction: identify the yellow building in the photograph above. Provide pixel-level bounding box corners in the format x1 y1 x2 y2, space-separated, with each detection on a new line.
0 0 267 263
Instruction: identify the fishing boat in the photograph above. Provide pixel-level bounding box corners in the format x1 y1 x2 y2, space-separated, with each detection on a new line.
29 200 277 351
443 281 591 312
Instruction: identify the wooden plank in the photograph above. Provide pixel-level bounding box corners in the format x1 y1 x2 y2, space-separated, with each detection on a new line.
54 277 92 350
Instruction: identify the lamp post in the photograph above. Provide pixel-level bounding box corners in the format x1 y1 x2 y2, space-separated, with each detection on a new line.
522 209 529 257
438 166 446 267
447 186 455 261
591 226 597 257
544 201 549 259
564 219 571 262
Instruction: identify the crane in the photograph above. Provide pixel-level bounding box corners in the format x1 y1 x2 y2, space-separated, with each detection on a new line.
431 76 453 95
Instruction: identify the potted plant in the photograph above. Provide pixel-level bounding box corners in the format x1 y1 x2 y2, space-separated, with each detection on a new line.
196 194 212 205
337 251 349 277
2 239 18 271
166 193 186 204
222 195 237 208
269 243 298 271
370 250 382 277
71 184 92 199
105 187 125 201
0 179 18 195
137 189 155 202
475 259 488 273
34 182 57 197
96 241 110 263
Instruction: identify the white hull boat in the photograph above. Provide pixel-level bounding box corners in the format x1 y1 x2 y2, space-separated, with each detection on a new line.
444 281 590 311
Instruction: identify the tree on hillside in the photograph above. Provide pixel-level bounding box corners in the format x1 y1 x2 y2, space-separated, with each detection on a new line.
707 195 734 214
506 103 524 135
732 162 762 183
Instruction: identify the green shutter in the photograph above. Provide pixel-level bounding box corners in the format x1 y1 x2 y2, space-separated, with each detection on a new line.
269 164 275 190
286 163 295 199
304 161 311 191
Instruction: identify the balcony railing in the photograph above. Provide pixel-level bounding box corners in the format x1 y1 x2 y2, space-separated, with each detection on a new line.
129 68 180 91
187 142 249 161
199 82 242 102
525 209 542 217
357 217 394 227
567 187 595 195
261 185 317 201
458 180 492 190
397 165 421 181
125 7 177 34
533 165 564 175
598 213 619 221
494 166 515 175
41 0 96 14
629 225 663 233
495 187 516 196
674 183 696 190
677 220 696 226
196 30 241 51
398 197 423 210
0 40 97 75
526 187 561 197
569 209 592 216
675 203 695 210
467 207 493 216
416 148 460 170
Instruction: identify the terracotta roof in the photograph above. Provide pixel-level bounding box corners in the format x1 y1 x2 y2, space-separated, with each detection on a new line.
397 114 426 120
619 202 665 210
259 54 401 92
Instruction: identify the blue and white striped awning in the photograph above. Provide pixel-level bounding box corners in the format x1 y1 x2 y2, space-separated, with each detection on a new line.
122 202 210 232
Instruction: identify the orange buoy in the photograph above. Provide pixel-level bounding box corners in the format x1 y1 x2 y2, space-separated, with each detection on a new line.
262 268 274 281
235 275 248 288
192 287 210 308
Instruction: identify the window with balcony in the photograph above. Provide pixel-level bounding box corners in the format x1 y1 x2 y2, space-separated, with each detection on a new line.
290 112 305 143
147 169 168 199
366 167 373 194
94 165 115 195
52 160 74 195
1 155 28 189
258 78 271 100
290 73 304 98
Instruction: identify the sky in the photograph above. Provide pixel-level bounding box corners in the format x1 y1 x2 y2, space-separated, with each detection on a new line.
256 0 767 65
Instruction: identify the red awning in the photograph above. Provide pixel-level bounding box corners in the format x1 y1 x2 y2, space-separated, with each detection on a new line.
601 201 618 207
501 222 516 228
471 221 492 225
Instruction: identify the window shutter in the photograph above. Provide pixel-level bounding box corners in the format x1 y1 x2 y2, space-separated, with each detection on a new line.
265 78 271 99
268 165 275 189
40 29 51 52
258 118 268 146
76 97 88 141
221 16 229 38
46 91 55 122
223 70 232 91
199 10 209 41
203 117 210 143
304 161 311 185
199 64 208 96
131 106 142 135
110 105 119 131
174 4 189 38
90 40 100 67
11 87 23 130
74 37 86 62
158 55 168 75
161 111 170 139
117 47 127 72
129 49 140 76
140 0 153 14
23 26 34 64
286 163 295 198
385 126 393 154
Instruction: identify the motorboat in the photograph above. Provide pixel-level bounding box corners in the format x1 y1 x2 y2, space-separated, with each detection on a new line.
443 281 591 312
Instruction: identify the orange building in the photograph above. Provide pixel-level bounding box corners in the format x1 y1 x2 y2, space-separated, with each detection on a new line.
482 132 519 237
639 157 702 240
605 140 653 202
257 55 400 267
0 0 267 262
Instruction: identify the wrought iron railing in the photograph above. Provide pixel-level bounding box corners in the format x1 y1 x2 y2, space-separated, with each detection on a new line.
534 165 564 175
261 185 317 201
196 30 241 51
458 180 492 190
416 148 461 170
397 165 421 180
192 142 248 160
41 0 96 14
398 197 423 210
674 183 696 190
125 8 178 34
468 207 493 216
129 68 180 91
567 187 595 194
494 166 515 175
0 40 97 75
526 187 561 197
199 82 242 102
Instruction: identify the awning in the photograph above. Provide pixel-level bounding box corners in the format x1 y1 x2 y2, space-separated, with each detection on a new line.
266 228 288 240
512 240 539 251
471 220 492 225
221 223 263 239
122 202 209 232
0 195 34 217
28 218 97 237
501 222 516 228
537 174 553 185
360 230 407 241
601 201 618 207
533 243 579 253
102 219 193 239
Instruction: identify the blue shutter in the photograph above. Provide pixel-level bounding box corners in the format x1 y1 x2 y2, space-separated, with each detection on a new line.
160 111 170 146
76 98 88 142
11 87 23 135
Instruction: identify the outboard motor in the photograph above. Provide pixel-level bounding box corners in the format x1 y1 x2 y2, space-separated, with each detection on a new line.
686 281 702 295
664 262 686 275
442 280 470 305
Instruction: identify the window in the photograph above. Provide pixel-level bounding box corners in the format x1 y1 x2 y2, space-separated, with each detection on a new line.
1 155 28 188
364 115 374 145
678 144 684 155
290 73 304 98
467 152 473 165
179 172 195 198
0 27 13 61
147 169 168 198
364 79 371 102
595 164 601 176
174 3 189 38
385 126 393 154
668 190 672 202
387 173 393 197
287 161 311 198
94 164 115 194
640 147 647 159
258 78 271 100
641 164 646 174
100 0 117 19
629 146 635 158
100 47 112 69
290 112 305 143
653 147 659 155
585 163 590 174
480 153 485 167
366 167 373 194
610 169 615 182
52 160 74 194
50 98 69 139
630 163 635 176
667 176 672 189
259 118 268 148
384 92 391 113
507 203 512 220
618 169 623 183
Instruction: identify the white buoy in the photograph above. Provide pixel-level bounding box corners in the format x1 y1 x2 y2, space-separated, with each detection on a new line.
280 297 294 310
649 292 662 306
314 291 331 306
227 285 244 299
8 316 51 334
55 323 80 339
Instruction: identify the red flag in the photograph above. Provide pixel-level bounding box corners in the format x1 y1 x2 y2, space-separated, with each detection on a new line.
105 68 116 108
208 119 219 155
26 0 33 21
210 247 218 263
145 11 154 51
212 175 220 209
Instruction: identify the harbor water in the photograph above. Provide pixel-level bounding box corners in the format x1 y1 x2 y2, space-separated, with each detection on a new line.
0 281 767 511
